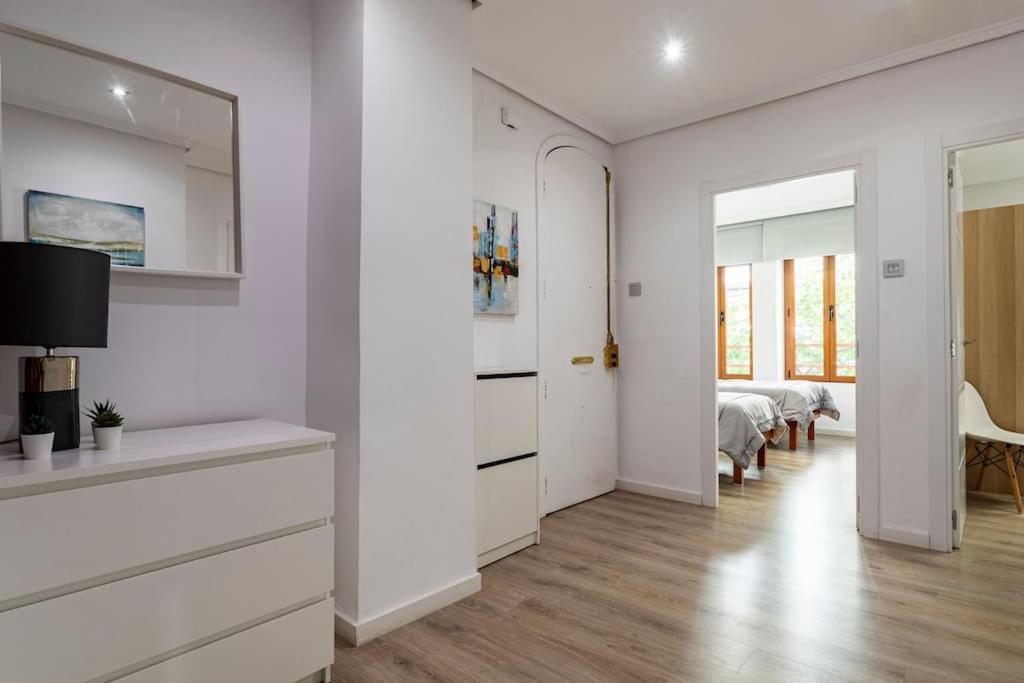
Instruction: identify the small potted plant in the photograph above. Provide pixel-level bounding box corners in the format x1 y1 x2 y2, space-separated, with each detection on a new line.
85 400 125 451
21 414 56 460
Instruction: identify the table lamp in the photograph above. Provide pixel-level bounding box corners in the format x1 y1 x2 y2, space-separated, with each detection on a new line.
0 242 110 451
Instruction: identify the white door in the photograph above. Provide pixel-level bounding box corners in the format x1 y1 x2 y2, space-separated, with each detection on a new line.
949 155 967 548
539 146 617 514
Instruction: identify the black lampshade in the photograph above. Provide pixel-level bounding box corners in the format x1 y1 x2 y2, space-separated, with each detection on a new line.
0 242 110 350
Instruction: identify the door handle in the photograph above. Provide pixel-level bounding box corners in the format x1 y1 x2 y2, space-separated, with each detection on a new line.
963 338 979 346
828 304 835 322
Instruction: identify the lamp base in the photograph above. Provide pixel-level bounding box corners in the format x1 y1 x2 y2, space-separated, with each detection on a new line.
18 356 80 452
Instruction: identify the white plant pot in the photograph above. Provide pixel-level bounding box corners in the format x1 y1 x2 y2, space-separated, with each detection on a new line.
93 425 123 451
21 432 54 460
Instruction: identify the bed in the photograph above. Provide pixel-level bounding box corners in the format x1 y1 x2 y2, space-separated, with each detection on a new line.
718 379 840 450
718 391 789 484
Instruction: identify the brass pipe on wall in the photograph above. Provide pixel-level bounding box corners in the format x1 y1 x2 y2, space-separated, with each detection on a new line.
604 167 619 369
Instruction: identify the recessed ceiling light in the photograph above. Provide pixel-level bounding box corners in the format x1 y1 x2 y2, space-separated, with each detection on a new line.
663 38 684 64
110 85 130 99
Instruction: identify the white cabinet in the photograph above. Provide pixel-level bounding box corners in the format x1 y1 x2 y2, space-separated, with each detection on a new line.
0 419 335 683
474 372 540 567
475 374 538 466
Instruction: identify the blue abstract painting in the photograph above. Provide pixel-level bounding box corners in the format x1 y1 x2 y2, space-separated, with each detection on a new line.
473 200 519 315
27 190 145 266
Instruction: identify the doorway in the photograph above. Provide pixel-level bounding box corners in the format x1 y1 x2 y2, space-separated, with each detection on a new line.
947 136 1024 547
537 143 617 514
698 153 879 538
711 169 859 507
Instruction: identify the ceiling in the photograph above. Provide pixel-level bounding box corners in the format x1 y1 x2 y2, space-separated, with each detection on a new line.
472 0 1024 143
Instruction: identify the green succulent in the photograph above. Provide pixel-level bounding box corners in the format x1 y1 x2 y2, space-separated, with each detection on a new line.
85 400 125 428
22 414 55 436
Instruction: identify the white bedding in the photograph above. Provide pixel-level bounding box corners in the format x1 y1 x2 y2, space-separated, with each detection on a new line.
718 380 840 430
718 391 788 468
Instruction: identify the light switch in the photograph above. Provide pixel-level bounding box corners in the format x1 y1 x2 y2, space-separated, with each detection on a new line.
882 259 904 278
628 282 642 296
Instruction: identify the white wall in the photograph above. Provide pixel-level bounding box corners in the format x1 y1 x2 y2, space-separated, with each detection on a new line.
615 31 1024 539
750 260 783 382
963 177 1024 210
306 0 363 623
0 1 311 439
2 103 188 270
357 0 475 625
473 72 611 371
307 0 477 634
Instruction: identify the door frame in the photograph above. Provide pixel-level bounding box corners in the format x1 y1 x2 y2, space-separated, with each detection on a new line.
697 151 880 539
926 117 1024 552
535 134 616 516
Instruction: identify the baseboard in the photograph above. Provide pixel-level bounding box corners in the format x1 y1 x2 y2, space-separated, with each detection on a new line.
615 478 703 506
333 606 358 645
477 532 537 568
878 525 930 549
334 572 481 646
813 427 856 438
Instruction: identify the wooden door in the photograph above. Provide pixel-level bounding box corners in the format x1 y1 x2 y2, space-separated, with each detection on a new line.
963 204 1024 495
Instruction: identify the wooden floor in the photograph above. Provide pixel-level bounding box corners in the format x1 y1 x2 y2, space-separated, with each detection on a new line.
333 436 1024 682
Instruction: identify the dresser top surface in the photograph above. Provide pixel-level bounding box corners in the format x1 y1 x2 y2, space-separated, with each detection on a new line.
0 419 334 492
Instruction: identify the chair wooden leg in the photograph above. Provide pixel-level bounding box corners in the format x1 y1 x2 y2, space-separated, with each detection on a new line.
757 443 766 469
807 420 815 441
1006 449 1024 514
786 421 798 450
733 464 743 485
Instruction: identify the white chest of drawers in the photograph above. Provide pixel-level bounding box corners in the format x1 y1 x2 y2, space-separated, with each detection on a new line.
474 371 539 567
0 419 335 683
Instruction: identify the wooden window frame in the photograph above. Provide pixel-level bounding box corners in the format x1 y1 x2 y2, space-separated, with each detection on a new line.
717 263 754 380
784 255 856 383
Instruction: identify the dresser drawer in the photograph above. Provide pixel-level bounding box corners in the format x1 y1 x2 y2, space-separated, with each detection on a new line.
477 455 538 555
0 524 332 683
121 599 334 683
0 448 333 604
475 375 537 466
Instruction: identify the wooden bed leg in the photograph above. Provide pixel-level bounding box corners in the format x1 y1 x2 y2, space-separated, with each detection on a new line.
757 444 766 469
733 464 743 485
787 421 798 451
807 420 815 441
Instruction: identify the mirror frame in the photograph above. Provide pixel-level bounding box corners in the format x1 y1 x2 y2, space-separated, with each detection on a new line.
0 21 243 279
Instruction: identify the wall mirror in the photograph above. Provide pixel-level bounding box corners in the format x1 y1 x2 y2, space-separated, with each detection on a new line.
0 24 241 278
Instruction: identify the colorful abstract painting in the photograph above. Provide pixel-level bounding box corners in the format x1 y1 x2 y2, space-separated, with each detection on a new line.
27 190 145 266
473 200 519 315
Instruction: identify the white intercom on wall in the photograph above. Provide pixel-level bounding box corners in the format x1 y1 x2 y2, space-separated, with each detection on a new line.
500 106 520 130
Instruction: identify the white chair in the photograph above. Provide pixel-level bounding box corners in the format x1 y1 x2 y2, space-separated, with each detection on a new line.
961 382 1024 513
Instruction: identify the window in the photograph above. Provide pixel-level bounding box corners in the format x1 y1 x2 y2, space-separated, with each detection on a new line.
784 254 855 382
717 264 753 379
